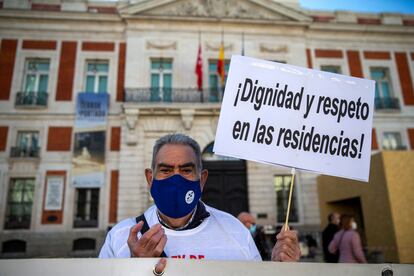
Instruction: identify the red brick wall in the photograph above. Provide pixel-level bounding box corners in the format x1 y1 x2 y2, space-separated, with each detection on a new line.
363 51 391 60
315 49 343 58
56 41 77 101
395 52 414 105
306 48 313 68
346 50 364 78
82 42 115 52
109 170 119 223
0 126 8 151
372 128 379 150
32 3 60 11
22 40 57 50
110 127 121 151
47 127 72 151
117 43 126 101
41 171 66 224
408 129 414 150
0 39 18 100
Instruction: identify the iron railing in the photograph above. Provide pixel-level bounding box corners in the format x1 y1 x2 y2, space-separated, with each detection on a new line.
10 147 40 158
374 97 400 110
125 87 223 103
15 91 48 107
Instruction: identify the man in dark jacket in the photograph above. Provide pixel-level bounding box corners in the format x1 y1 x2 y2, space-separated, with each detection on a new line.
322 212 340 263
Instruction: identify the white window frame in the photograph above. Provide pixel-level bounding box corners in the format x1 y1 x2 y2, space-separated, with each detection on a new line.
150 58 173 89
84 60 109 93
22 59 50 93
370 66 394 98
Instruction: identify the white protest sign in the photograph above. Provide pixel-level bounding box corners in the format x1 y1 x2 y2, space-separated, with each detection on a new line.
214 55 375 181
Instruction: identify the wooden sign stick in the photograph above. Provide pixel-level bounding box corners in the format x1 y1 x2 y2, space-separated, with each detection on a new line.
283 168 296 231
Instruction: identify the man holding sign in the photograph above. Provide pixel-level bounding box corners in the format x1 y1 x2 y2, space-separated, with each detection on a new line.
99 133 300 274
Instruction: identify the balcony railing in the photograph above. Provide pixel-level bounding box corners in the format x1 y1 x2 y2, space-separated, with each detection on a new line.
10 147 40 158
4 214 31 230
15 91 48 107
374 97 400 110
125 87 223 103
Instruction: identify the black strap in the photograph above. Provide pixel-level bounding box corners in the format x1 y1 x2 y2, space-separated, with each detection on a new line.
135 214 167 257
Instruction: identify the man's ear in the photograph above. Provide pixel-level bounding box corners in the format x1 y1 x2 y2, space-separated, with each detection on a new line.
145 168 153 188
200 169 208 192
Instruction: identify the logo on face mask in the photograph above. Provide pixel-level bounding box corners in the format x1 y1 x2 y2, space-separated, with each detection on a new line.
151 174 201 219
185 190 195 204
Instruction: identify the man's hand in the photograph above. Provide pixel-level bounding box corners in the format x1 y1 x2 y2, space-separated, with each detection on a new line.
271 225 301 262
127 222 168 257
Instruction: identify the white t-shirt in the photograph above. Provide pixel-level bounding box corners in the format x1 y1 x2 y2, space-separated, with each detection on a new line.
99 204 261 261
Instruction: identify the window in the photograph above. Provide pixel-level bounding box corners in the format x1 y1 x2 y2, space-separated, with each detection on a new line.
370 67 399 110
382 132 405 150
74 188 99 228
321 65 342 74
23 59 50 93
85 61 109 93
150 59 172 102
73 238 96 251
17 59 49 106
11 131 40 158
208 60 229 102
4 178 35 229
2 240 26 253
274 175 299 223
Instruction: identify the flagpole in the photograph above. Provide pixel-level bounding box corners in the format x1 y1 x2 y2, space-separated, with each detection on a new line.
198 30 203 103
242 32 245 56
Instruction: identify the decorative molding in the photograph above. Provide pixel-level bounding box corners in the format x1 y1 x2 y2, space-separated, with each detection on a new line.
125 109 139 145
146 41 177 50
259 44 288 54
205 42 233 52
180 109 195 131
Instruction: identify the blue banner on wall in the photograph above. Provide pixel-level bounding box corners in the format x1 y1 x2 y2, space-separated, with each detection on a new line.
72 93 109 188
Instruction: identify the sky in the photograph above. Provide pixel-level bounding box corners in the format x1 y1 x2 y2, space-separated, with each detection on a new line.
299 0 414 14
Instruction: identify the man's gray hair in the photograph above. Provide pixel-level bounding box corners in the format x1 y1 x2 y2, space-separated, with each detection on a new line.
151 133 203 172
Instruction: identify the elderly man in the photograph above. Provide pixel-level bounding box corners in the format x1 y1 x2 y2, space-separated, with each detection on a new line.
99 134 300 274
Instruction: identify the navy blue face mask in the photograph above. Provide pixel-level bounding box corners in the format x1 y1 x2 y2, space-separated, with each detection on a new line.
150 174 202 219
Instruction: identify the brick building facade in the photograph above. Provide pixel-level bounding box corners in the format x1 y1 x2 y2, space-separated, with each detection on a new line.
0 0 413 258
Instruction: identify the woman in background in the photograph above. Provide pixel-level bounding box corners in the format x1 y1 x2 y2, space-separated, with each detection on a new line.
328 214 367 263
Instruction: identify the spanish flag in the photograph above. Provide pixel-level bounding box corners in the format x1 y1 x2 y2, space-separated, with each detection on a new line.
217 43 225 86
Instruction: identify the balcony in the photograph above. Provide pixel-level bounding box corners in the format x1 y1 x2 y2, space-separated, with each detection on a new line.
4 214 31 230
15 91 48 108
125 87 223 103
374 97 400 111
10 147 40 158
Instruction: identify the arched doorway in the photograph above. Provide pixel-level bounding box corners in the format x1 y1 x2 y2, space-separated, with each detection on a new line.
201 142 249 216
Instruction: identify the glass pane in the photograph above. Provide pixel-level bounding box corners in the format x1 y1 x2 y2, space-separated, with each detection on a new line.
210 75 218 89
38 75 48 92
151 73 160 88
370 69 385 80
36 61 50 71
87 63 95 72
163 74 172 89
375 84 380 98
163 61 172 70
25 75 36 92
96 63 108 73
321 65 340 74
381 82 390 98
209 61 217 72
151 61 160 70
86 76 95 92
98 76 108 93
27 61 37 71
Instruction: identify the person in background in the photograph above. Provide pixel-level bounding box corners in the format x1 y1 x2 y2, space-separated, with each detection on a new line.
328 214 367 263
237 212 269 260
322 212 340 263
